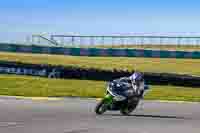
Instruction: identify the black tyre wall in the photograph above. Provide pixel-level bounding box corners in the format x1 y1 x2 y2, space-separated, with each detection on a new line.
0 60 200 87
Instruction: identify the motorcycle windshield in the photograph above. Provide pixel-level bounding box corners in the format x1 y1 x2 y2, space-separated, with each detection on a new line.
109 82 131 96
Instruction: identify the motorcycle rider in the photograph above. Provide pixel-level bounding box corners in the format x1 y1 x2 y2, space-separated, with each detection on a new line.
112 71 149 99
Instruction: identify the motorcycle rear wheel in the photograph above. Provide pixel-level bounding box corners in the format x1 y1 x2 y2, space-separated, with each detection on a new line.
120 100 139 115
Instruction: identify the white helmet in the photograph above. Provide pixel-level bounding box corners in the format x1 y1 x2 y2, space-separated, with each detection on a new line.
129 72 144 84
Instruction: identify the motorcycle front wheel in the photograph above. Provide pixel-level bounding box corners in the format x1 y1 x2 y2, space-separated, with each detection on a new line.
95 100 108 115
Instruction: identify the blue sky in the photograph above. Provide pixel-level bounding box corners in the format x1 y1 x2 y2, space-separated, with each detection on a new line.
0 0 200 42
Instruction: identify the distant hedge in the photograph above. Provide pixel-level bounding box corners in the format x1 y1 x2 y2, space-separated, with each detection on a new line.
0 60 200 87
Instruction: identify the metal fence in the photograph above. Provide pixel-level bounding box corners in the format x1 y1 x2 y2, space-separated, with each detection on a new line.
30 34 200 47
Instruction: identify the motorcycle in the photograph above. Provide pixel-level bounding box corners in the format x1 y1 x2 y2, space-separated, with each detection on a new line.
95 81 142 115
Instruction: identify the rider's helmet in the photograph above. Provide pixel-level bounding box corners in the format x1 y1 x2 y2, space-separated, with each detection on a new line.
129 72 144 85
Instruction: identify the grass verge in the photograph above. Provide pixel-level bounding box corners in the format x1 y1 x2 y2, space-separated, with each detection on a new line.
0 74 200 102
1 52 200 76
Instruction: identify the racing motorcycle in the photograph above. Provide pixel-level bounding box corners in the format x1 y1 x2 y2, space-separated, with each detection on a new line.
95 80 143 115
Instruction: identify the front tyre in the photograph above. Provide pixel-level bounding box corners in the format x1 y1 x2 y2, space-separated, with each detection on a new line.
95 100 108 115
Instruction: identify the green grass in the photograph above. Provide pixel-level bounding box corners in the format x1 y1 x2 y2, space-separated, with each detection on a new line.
0 74 200 102
0 74 104 98
1 52 200 76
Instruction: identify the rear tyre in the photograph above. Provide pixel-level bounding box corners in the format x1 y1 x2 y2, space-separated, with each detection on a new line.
120 100 139 115
95 100 107 115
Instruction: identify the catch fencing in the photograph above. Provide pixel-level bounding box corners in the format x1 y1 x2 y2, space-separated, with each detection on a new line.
31 34 200 47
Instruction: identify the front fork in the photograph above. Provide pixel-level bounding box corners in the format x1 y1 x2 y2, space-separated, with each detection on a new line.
103 94 113 105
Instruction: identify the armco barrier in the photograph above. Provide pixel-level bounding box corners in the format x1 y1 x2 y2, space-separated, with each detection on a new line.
1 43 200 58
1 60 200 87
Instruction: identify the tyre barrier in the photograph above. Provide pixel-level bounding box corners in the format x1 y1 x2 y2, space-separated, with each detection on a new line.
1 43 200 59
0 60 200 87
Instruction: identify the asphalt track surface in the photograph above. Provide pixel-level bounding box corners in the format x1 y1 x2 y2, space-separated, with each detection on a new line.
0 97 200 133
